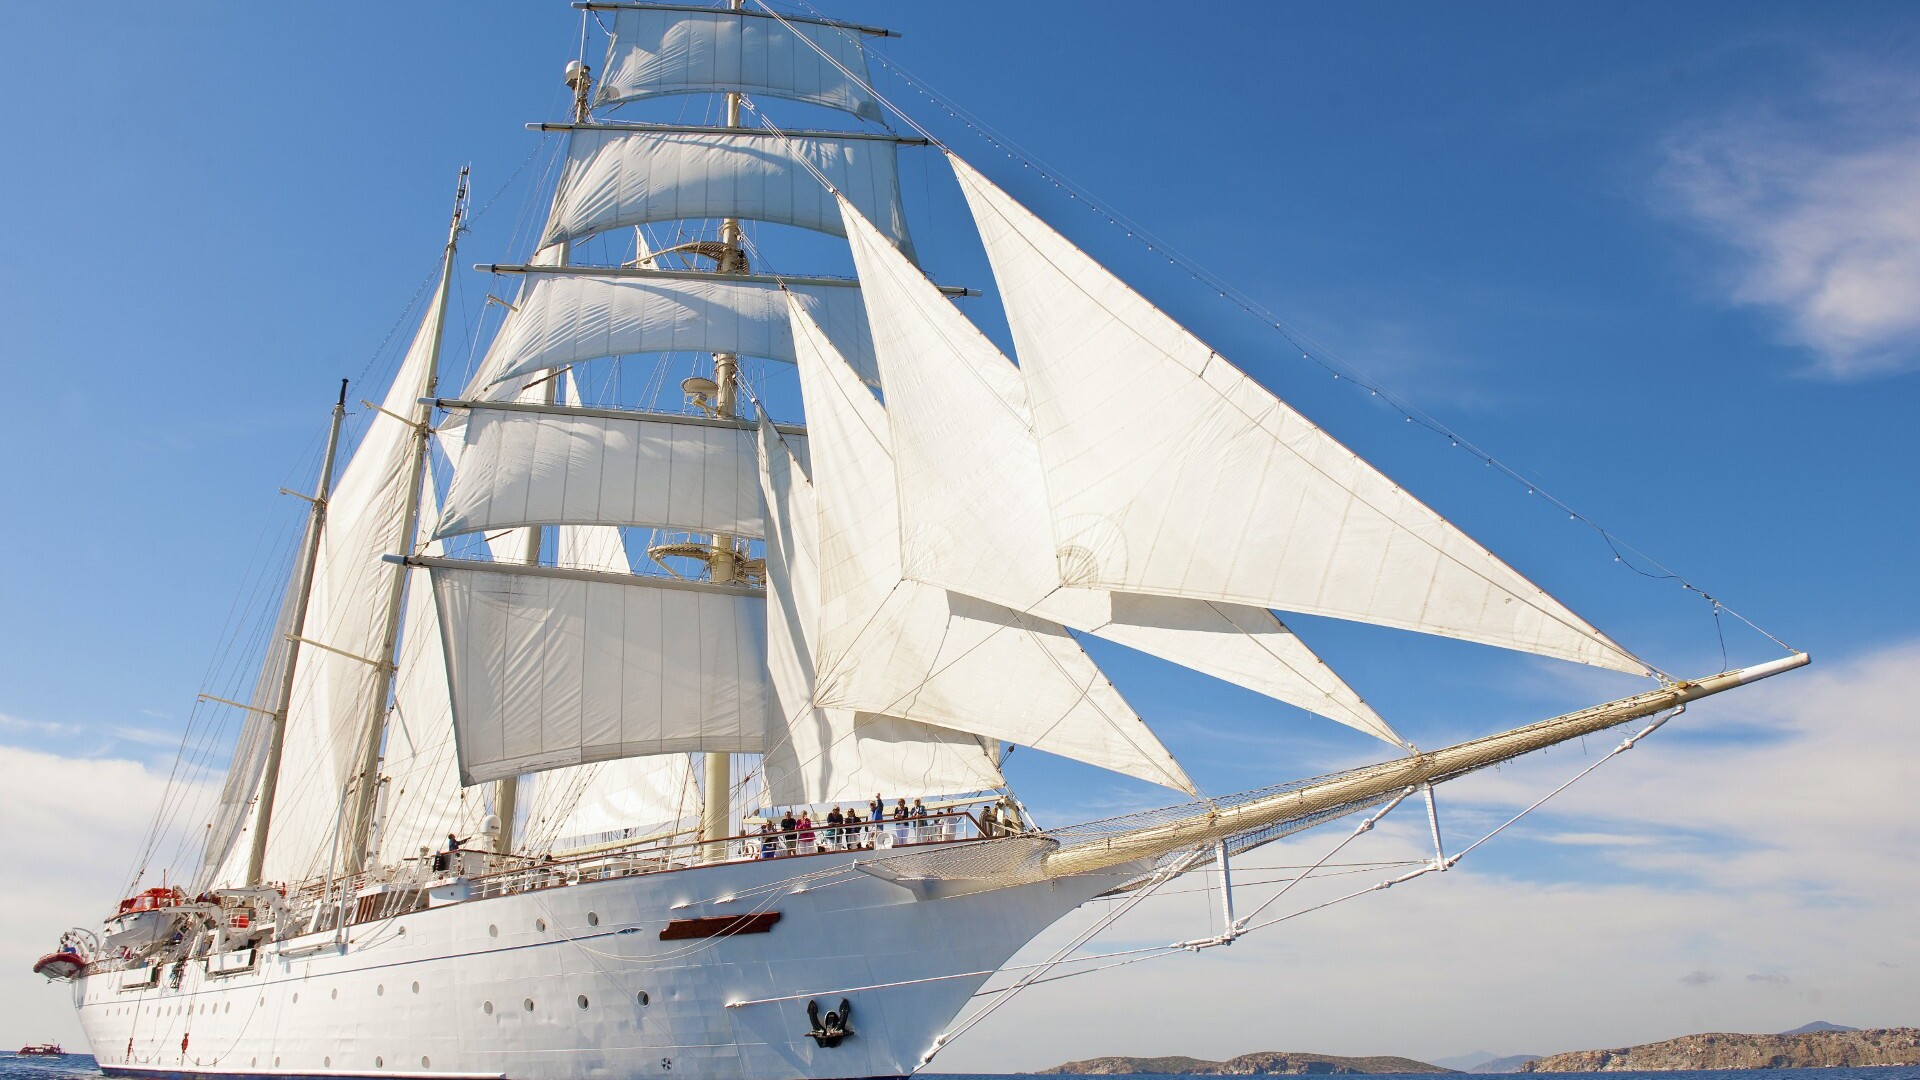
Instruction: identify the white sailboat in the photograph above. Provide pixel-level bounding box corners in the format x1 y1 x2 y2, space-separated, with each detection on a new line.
36 4 1807 1079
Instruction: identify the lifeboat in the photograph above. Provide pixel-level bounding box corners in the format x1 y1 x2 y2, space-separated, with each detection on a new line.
31 952 85 981
103 886 190 952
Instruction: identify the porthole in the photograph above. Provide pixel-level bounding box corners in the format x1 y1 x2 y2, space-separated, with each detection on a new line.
637 990 650 1007
587 911 599 926
258 997 265 1005
292 993 299 1004
487 924 499 938
523 997 535 1012
376 984 385 997
421 1058 431 1069
535 918 547 932
274 1058 280 1068
577 994 589 1010
411 981 421 994
251 1059 257 1068
375 1057 384 1068
330 988 339 1000
483 1001 494 1015
225 1002 232 1013
324 1058 331 1068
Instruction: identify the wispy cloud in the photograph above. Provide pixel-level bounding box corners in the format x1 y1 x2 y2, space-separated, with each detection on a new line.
1659 63 1920 378
1680 970 1719 988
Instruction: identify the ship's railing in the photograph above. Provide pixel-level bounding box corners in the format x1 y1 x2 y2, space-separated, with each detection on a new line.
267 811 996 929
456 811 987 904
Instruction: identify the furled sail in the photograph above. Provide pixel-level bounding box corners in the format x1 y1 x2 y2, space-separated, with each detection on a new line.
597 6 885 122
950 155 1648 676
482 272 881 389
755 414 1005 806
436 404 796 541
541 127 914 258
790 299 1195 794
218 307 450 886
837 197 1403 747
429 560 768 785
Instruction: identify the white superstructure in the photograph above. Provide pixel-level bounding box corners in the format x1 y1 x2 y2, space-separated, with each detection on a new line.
39 5 1807 1079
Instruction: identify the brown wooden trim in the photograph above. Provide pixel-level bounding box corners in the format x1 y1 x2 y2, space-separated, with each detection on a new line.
658 912 782 940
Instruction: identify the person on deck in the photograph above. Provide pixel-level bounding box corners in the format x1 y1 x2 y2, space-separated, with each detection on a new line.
910 799 929 843
758 820 777 860
825 806 845 850
843 808 865 848
779 810 798 856
979 803 1000 839
892 799 910 845
796 811 816 854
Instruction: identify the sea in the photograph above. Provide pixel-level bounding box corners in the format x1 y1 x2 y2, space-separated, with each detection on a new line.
5 1058 1919 1080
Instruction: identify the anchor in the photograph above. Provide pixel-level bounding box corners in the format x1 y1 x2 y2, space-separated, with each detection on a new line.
805 998 854 1048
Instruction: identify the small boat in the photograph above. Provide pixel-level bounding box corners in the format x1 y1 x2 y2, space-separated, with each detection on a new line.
30 952 85 981
16 1043 64 1056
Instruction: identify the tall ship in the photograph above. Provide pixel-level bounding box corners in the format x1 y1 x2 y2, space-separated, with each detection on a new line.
37 4 1807 1079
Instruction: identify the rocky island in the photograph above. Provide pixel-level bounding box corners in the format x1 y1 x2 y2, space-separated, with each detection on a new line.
1521 1027 1920 1072
1039 1052 1453 1075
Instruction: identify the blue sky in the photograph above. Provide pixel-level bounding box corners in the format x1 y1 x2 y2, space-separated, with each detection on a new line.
3 0 1917 1065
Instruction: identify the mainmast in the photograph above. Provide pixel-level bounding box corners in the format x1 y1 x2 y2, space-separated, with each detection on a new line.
700 0 751 862
342 167 470 874
244 380 350 886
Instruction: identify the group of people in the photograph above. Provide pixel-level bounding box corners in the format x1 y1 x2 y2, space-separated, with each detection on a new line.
754 795 964 858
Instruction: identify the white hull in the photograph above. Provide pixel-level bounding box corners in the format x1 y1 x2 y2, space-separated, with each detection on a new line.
70 851 1123 1080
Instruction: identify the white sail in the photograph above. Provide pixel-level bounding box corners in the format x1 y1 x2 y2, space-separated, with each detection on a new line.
597 7 884 122
552 375 640 575
375 468 491 867
518 755 699 851
755 415 1005 806
197 555 303 887
482 272 882 389
430 561 768 785
791 299 1195 794
218 308 449 886
838 196 1403 747
437 405 787 541
950 155 1648 676
541 127 913 258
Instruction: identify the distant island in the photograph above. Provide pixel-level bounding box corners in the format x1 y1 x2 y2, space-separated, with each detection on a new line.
1522 1027 1918 1072
1038 1023 1920 1075
1038 1051 1452 1075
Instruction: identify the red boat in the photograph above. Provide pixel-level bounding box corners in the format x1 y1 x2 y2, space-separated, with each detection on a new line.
17 1043 64 1056
31 952 85 981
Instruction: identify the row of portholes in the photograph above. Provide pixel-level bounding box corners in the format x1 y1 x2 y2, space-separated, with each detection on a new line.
288 981 423 1005
251 1055 432 1070
486 912 600 939
130 1001 237 1017
480 991 649 1015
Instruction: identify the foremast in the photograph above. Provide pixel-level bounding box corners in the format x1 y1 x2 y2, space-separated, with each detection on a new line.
341 167 471 874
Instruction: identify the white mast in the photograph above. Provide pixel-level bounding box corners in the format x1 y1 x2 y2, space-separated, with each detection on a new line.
342 167 470 873
244 380 350 886
699 0 749 862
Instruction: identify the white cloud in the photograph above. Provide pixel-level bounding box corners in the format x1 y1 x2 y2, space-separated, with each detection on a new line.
0 744 214 1051
1660 67 1920 378
932 641 1920 1072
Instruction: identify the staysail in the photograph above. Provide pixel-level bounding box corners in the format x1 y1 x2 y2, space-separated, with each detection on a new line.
837 195 1403 747
790 297 1195 794
950 154 1647 676
755 414 1005 806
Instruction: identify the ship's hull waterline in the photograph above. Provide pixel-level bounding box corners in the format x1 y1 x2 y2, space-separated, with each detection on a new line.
73 852 1126 1080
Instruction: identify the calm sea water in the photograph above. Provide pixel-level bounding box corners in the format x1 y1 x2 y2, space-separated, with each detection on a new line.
4 1058 1918 1080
